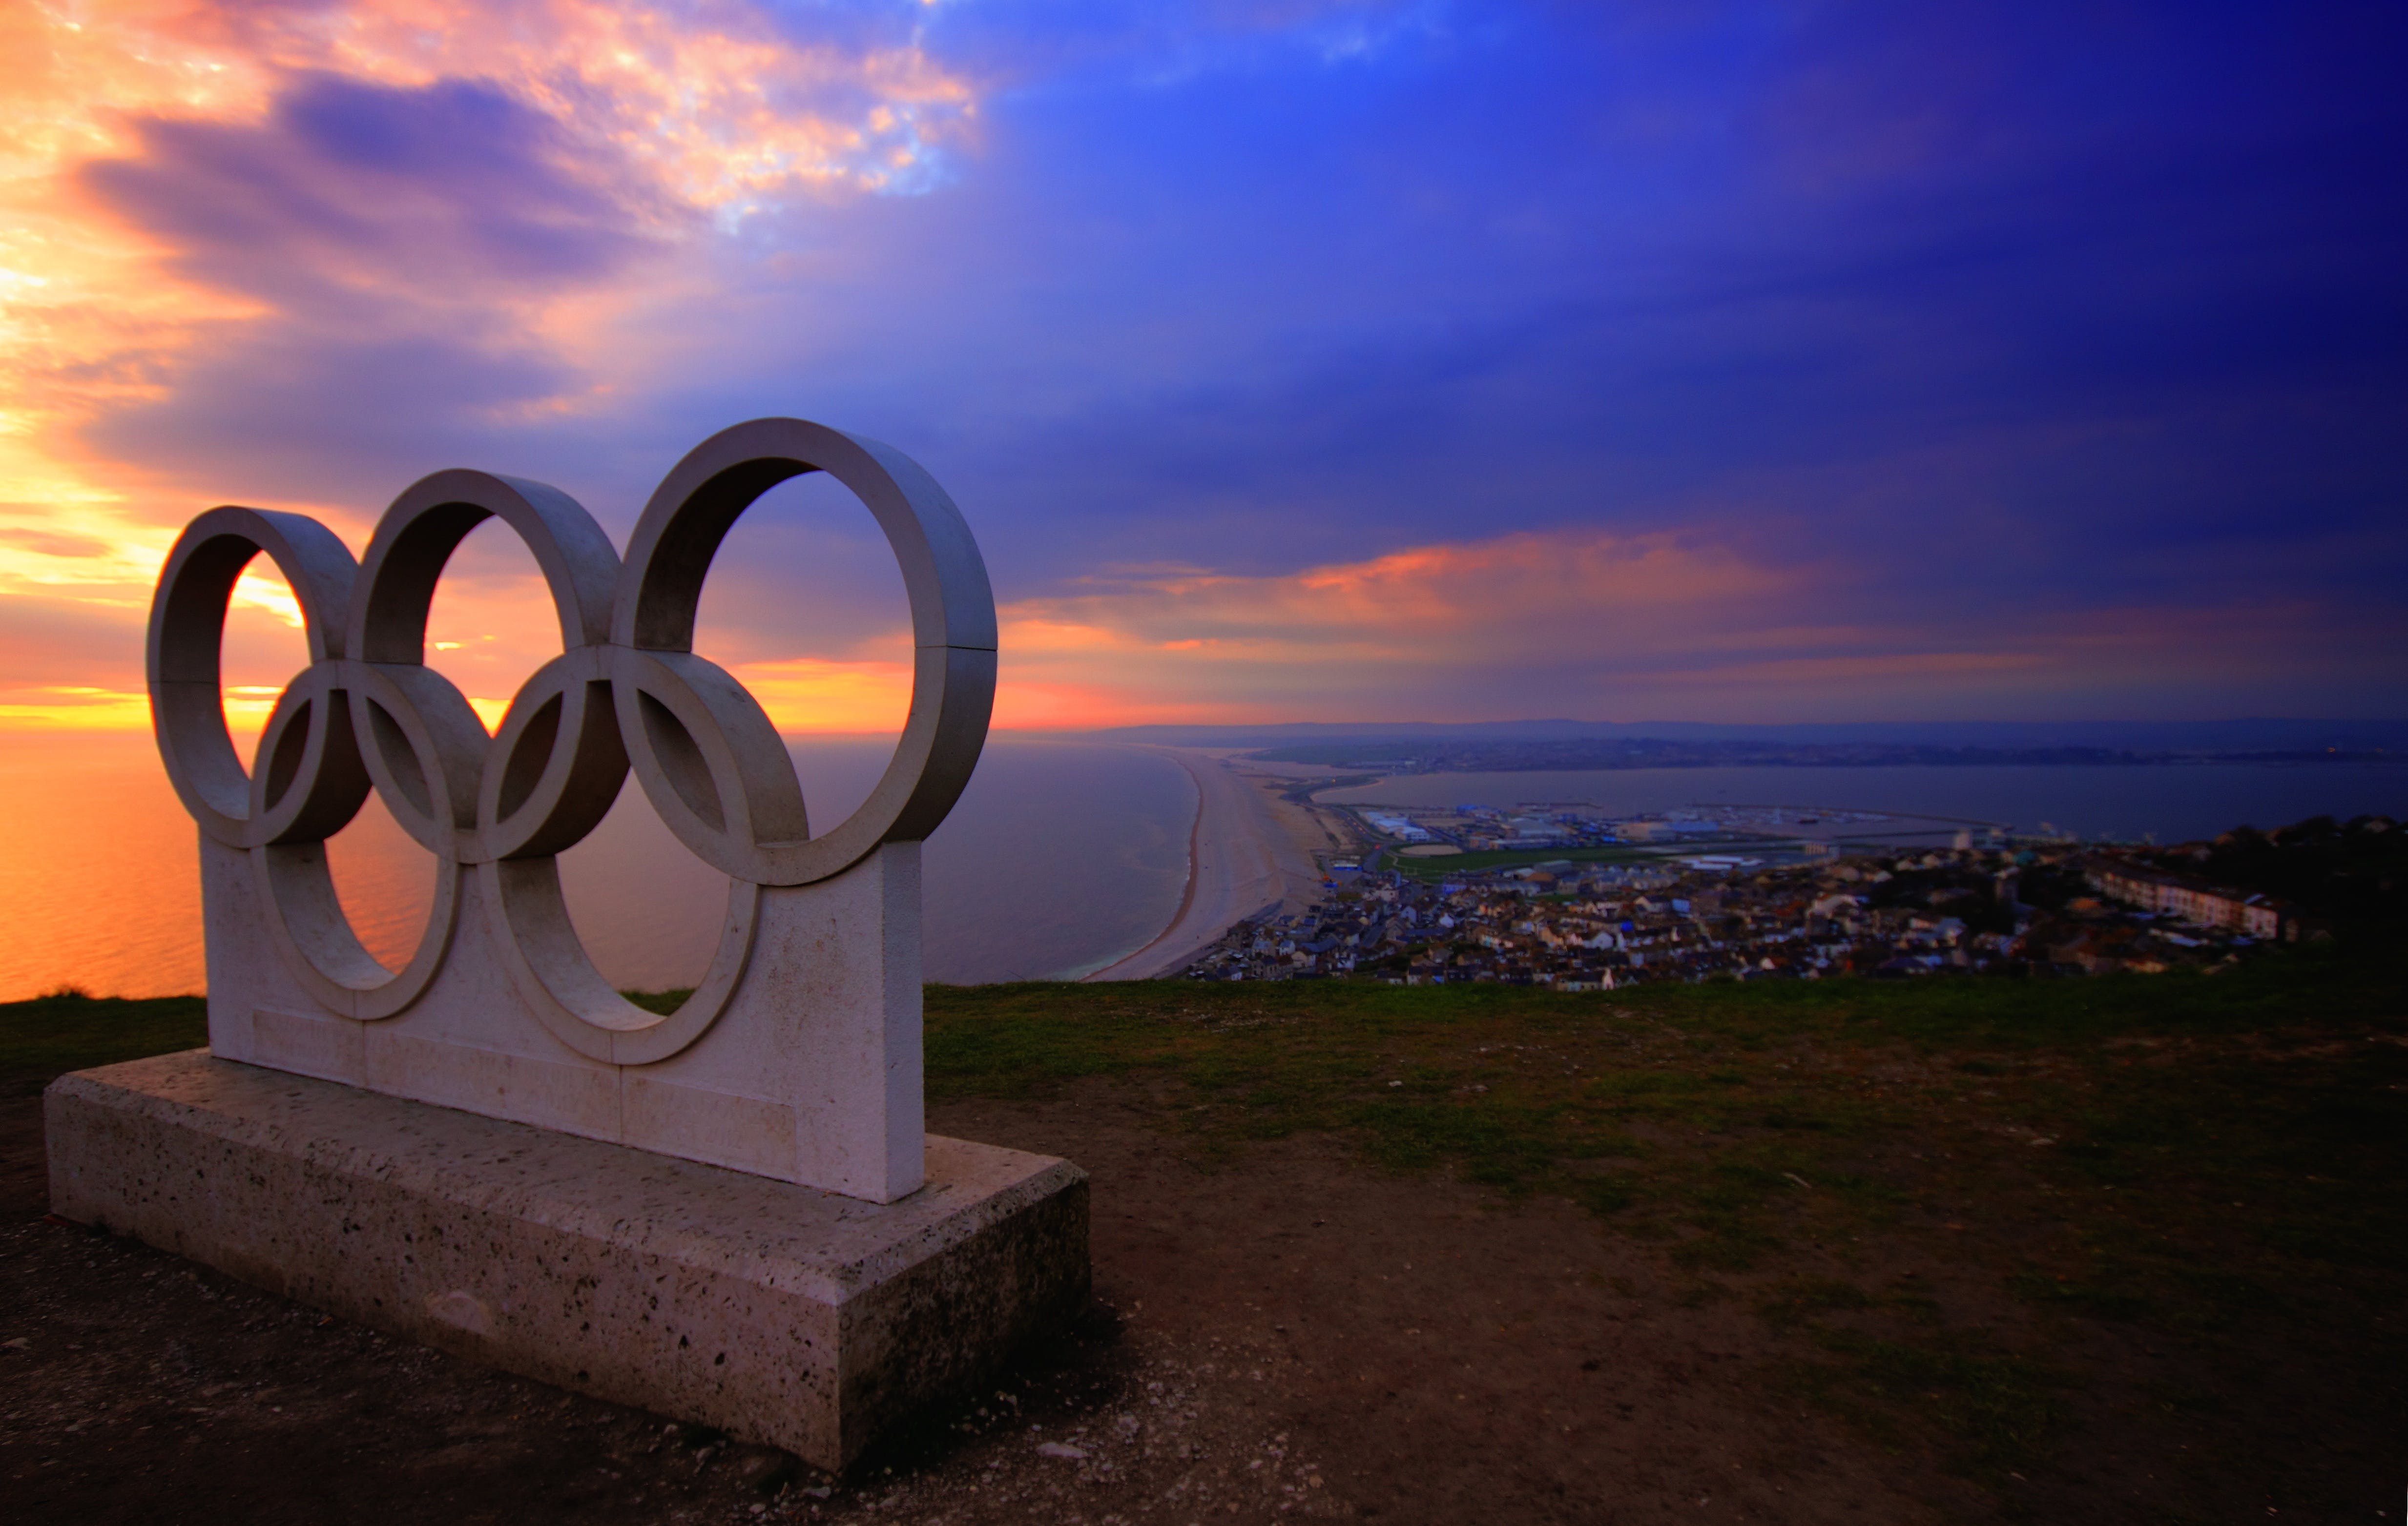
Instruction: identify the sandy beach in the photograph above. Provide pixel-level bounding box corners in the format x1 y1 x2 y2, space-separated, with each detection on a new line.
1084 748 1348 981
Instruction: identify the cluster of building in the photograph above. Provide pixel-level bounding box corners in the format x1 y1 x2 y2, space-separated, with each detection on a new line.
1353 802 1951 857
1178 841 2307 986
2081 859 2287 939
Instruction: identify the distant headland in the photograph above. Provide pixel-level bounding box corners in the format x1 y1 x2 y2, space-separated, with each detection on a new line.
1073 718 2408 773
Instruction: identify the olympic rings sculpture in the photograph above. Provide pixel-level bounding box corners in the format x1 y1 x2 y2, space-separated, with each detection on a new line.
148 418 996 1066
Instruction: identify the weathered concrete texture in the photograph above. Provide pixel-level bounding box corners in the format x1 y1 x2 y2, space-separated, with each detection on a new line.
208 837 932 1202
45 1051 1089 1470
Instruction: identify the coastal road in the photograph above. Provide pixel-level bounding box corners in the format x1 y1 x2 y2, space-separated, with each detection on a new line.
1084 749 1331 981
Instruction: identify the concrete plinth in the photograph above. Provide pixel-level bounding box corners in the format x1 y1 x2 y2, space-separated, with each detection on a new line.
203 837 937 1202
45 1051 1089 1470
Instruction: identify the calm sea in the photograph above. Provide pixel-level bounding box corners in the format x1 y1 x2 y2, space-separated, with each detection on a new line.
0 734 1193 1002
1318 763 2408 843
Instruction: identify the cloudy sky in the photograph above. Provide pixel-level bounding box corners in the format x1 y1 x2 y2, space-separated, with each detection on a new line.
3 0 2403 735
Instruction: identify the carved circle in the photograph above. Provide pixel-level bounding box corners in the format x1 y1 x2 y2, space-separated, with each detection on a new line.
146 421 994 1055
611 418 997 887
148 506 364 848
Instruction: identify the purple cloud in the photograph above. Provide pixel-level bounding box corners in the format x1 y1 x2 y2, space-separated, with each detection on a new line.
81 72 664 310
38 0 2408 721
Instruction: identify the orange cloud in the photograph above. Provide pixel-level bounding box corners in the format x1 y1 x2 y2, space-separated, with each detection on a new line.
0 0 980 710
976 525 2407 725
0 684 152 730
732 655 913 735
7 511 2399 739
990 527 1815 718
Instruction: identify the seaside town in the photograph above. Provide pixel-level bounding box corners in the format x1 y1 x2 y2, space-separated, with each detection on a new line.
1179 800 2395 986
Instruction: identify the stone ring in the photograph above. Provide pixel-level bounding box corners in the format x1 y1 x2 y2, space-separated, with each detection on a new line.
609 418 997 887
144 419 996 1055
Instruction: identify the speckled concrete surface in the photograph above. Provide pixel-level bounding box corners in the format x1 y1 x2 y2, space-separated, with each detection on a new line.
43 1051 1088 1468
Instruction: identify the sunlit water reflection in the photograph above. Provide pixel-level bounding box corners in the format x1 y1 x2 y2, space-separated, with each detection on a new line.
0 734 1193 1001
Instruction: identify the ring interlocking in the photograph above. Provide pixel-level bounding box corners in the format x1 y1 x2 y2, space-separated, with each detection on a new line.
146 418 996 1063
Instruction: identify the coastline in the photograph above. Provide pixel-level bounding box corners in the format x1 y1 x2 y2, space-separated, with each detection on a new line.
1083 748 1337 981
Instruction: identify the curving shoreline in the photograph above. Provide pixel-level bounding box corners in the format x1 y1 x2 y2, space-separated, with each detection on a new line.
1083 748 1331 981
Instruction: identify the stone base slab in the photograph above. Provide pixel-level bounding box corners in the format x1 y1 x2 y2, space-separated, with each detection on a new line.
44 1051 1089 1471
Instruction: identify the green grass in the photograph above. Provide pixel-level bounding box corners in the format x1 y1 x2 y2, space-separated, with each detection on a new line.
915 947 2405 1229
1787 1329 2068 1479
0 988 205 1094
1382 843 1672 878
1377 834 1814 880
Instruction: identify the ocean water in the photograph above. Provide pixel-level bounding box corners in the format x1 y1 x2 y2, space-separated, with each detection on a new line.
0 734 1193 1002
1316 763 2408 844
550 737 1197 989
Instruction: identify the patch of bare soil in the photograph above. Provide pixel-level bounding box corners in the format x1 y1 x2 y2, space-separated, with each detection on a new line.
0 1068 2380 1525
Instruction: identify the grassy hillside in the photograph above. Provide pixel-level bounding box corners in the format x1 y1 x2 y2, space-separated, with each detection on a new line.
0 990 205 1097
922 947 2405 1260
10 949 2403 1496
920 950 2408 1486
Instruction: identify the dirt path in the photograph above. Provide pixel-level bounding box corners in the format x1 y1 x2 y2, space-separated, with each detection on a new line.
0 1072 1973 1526
929 1086 1963 1525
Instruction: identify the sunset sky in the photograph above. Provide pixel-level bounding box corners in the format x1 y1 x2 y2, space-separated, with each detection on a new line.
3 0 2403 736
